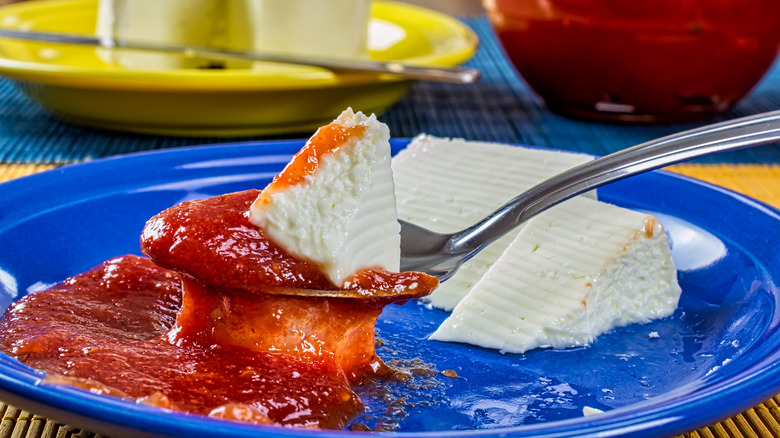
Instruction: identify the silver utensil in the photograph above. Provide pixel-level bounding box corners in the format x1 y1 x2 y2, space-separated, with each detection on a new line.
0 29 480 83
400 110 780 281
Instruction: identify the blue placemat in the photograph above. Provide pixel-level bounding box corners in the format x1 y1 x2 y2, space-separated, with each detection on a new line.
0 17 778 164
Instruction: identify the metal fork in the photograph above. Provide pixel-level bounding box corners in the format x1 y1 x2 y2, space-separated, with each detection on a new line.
399 110 780 281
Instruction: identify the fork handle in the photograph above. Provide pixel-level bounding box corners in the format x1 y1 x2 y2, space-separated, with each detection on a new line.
452 110 780 253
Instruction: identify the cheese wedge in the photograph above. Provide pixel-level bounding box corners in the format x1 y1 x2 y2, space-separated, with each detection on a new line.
392 135 595 310
430 196 682 353
249 109 399 287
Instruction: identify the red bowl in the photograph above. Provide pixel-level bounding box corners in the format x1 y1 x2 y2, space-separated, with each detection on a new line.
483 0 780 122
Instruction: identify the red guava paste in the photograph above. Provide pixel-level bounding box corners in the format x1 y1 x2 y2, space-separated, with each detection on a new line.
0 189 437 429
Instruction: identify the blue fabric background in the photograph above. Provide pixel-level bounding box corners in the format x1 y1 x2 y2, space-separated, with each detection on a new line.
0 17 778 164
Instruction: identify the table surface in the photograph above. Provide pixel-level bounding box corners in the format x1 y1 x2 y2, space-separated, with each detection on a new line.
0 13 778 438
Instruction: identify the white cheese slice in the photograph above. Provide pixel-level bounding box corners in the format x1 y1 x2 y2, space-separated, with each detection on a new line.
392 135 595 310
249 109 399 287
429 196 682 353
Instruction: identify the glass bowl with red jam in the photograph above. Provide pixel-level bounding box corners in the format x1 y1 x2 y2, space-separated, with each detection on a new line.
483 0 780 122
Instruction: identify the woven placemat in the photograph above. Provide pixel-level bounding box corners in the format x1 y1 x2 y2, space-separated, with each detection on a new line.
0 404 100 438
0 164 56 180
0 163 778 437
672 163 780 207
0 17 778 164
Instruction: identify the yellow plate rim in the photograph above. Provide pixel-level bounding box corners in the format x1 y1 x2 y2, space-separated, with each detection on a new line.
0 0 479 91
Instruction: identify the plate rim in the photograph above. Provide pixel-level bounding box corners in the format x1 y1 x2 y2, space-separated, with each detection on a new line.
0 139 779 438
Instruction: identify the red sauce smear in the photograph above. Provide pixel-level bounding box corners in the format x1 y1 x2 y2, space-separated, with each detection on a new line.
0 190 437 429
142 189 333 291
0 256 361 428
140 189 437 299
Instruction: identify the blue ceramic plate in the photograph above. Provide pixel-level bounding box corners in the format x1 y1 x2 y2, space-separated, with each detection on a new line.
0 140 778 438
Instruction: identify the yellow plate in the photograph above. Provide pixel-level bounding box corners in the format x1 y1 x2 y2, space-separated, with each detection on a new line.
0 0 478 136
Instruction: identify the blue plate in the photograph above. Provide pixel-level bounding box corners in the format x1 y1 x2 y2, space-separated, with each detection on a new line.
0 140 778 438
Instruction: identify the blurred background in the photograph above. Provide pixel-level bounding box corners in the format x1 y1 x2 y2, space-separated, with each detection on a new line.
401 0 483 14
0 0 487 14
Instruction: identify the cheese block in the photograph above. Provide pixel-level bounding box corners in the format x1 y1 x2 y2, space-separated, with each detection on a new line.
96 0 371 70
227 0 371 60
392 135 595 310
429 196 682 353
96 0 228 69
249 108 399 287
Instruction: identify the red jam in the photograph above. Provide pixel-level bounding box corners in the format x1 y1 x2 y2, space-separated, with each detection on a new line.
141 189 437 299
0 112 439 428
171 276 386 383
141 189 334 291
0 189 437 429
0 256 362 428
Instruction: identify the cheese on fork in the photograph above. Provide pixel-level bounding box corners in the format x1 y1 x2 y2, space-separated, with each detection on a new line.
430 196 682 353
392 135 595 310
249 109 399 287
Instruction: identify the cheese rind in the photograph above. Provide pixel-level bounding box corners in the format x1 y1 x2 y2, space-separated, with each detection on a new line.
249 109 399 287
429 196 682 353
392 135 595 310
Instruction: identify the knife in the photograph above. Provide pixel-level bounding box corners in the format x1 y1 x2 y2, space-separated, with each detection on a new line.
0 28 481 84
